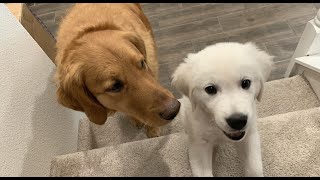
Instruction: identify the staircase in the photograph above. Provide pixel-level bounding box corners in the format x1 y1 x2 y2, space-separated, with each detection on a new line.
50 75 320 177
2 3 319 177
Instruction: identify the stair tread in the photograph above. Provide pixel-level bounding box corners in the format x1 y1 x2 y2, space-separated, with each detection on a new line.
77 75 320 151
257 74 320 118
51 107 320 176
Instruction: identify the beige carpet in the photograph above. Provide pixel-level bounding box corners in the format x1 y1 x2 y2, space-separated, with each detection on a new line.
51 106 320 176
77 75 320 151
256 74 320 118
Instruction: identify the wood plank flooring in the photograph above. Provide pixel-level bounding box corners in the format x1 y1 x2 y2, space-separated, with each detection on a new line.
26 3 319 98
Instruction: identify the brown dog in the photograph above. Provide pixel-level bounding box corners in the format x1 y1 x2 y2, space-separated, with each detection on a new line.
54 3 180 138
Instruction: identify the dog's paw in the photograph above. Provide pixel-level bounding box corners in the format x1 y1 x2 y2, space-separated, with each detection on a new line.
129 117 144 129
145 126 161 138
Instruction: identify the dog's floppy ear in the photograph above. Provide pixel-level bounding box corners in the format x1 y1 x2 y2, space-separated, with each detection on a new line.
245 42 274 101
256 82 265 102
171 54 195 97
55 63 114 125
172 54 199 111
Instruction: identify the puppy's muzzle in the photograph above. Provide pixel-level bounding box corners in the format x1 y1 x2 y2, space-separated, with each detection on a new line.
226 113 247 130
159 99 181 120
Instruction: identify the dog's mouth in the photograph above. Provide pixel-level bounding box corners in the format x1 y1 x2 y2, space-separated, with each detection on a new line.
223 131 246 141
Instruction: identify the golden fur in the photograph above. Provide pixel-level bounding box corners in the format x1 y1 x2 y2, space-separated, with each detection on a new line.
54 3 180 137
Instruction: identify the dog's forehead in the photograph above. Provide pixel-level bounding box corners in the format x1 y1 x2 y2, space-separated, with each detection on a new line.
196 55 256 74
190 46 259 85
194 69 253 88
84 33 143 64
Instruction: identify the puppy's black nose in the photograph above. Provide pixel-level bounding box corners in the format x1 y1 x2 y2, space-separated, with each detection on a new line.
226 113 247 130
159 99 181 120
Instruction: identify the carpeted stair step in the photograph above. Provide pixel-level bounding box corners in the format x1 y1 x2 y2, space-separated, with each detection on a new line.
51 107 320 177
256 74 320 118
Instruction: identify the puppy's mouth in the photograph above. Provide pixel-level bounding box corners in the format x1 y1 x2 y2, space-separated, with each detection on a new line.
223 131 245 141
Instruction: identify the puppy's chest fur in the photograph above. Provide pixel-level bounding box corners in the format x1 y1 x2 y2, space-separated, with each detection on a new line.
181 98 224 144
190 114 224 143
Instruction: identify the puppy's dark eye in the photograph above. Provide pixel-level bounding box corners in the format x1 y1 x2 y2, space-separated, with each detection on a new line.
107 80 123 93
205 85 217 95
241 79 251 89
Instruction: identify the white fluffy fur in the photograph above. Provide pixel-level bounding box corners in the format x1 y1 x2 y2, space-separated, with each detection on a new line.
172 42 274 177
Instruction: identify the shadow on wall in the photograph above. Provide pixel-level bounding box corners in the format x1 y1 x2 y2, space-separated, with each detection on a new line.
19 69 81 176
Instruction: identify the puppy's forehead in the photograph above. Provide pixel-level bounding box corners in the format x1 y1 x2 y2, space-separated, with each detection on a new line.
195 55 255 76
189 44 259 84
194 42 257 63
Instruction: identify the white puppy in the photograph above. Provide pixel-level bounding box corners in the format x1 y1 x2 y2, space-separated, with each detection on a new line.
171 42 274 177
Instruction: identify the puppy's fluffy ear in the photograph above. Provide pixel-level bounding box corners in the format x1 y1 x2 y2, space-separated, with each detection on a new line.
245 42 274 101
256 82 265 102
171 54 194 97
55 63 114 125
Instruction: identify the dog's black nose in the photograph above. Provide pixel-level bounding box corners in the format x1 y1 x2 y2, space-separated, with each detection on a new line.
159 99 181 120
226 113 247 130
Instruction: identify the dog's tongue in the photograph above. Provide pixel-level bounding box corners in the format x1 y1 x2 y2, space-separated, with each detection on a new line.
229 132 242 137
224 131 245 141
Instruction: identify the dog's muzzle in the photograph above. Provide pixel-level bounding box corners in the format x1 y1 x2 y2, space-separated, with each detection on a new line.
223 113 247 140
159 99 181 120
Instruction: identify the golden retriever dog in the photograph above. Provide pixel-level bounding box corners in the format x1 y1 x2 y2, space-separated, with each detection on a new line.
54 3 181 138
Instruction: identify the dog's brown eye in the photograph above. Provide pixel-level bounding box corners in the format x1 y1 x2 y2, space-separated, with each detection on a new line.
139 60 147 69
205 85 217 95
107 80 123 93
241 79 251 89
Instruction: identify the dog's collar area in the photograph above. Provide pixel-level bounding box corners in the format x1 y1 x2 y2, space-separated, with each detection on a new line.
223 131 245 141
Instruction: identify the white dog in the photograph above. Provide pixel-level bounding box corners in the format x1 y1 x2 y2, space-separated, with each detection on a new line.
171 42 274 177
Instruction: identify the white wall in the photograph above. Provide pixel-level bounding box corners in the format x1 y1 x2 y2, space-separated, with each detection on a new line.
0 4 85 176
